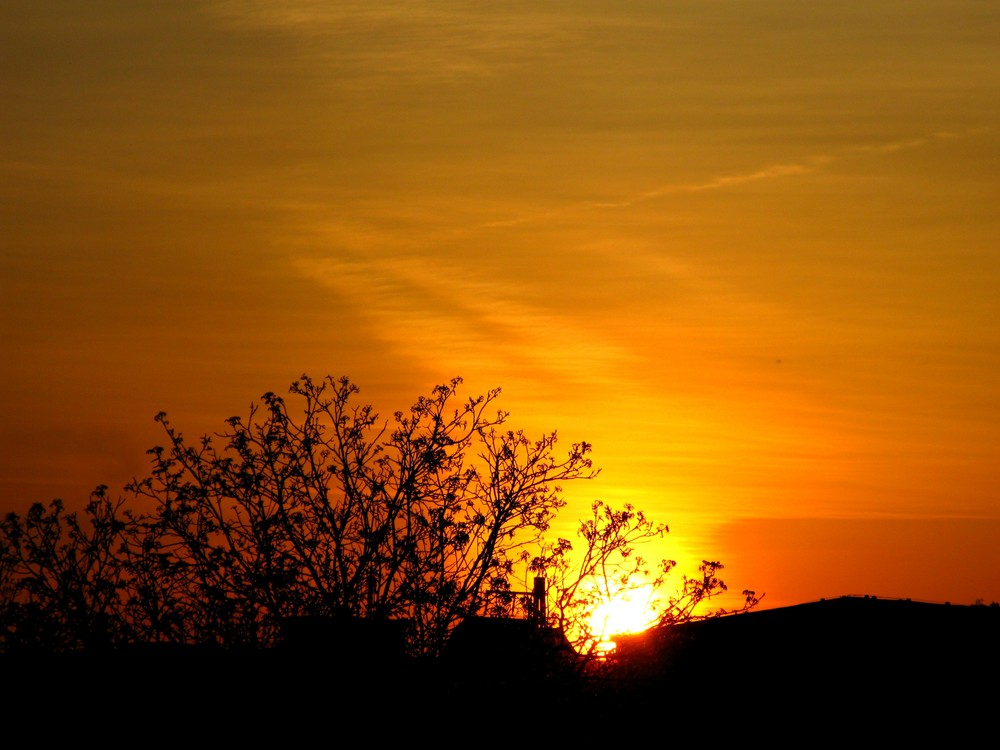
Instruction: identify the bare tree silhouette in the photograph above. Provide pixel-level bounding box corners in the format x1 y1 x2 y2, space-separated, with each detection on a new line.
1 374 751 678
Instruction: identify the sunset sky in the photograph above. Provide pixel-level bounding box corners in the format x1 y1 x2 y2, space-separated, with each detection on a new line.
3 1 999 612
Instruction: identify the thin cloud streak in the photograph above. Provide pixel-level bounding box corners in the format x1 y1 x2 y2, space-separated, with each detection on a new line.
205 0 598 86
482 128 989 228
293 252 640 388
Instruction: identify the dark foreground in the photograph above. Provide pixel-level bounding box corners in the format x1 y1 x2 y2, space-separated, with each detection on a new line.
3 596 996 741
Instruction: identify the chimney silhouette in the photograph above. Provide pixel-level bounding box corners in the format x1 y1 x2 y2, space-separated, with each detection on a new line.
532 576 547 623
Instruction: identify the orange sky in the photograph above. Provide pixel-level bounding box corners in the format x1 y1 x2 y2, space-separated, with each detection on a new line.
2 1 999 611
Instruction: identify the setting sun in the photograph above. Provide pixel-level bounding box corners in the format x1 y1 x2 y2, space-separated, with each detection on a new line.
589 585 661 652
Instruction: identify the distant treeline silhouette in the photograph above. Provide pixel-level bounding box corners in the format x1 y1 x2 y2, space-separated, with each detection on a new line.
0 374 756 661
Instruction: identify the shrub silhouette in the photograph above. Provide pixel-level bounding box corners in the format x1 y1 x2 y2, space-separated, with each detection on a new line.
1 375 755 664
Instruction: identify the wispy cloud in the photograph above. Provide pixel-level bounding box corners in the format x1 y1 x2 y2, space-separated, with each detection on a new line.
292 251 639 387
204 1 596 86
483 128 989 228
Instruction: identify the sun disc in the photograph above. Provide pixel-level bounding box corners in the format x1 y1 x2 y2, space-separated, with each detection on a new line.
590 590 659 641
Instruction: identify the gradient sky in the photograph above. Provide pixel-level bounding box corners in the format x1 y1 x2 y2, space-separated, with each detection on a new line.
3 1 999 612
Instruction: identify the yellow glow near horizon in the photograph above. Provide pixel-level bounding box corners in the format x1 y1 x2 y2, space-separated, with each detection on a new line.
586 581 662 652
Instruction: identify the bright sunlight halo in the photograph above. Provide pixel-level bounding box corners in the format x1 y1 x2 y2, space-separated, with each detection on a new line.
589 588 660 653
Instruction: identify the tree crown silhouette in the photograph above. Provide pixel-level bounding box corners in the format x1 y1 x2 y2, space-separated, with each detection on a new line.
1 375 756 659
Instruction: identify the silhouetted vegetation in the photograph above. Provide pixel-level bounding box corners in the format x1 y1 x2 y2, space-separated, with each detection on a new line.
0 375 755 673
4 376 998 740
